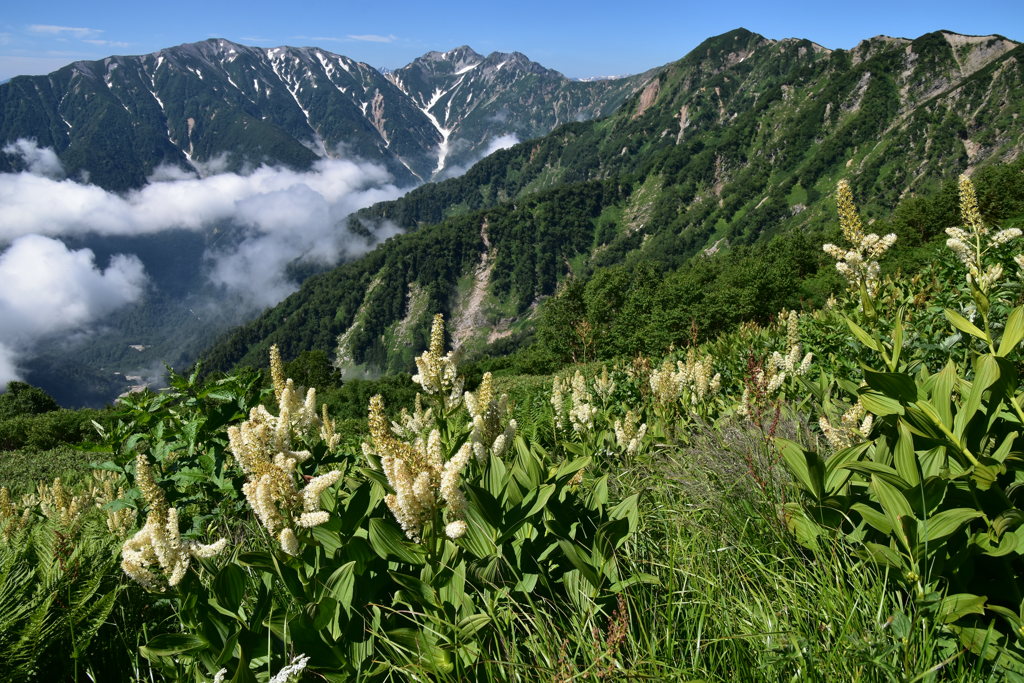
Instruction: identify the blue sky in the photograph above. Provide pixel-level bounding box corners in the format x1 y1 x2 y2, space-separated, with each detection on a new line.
1 0 1021 81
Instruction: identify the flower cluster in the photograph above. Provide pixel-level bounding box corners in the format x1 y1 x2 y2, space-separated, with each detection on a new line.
737 312 811 417
464 372 517 462
569 371 598 434
613 410 648 456
822 180 896 294
819 402 873 451
227 347 342 555
770 310 813 379
591 366 617 404
228 403 341 554
268 344 333 445
366 395 471 541
390 393 434 442
649 350 722 408
945 174 1022 292
412 314 463 408
89 470 136 536
121 454 227 591
550 371 599 435
0 487 32 541
35 477 92 530
551 376 567 430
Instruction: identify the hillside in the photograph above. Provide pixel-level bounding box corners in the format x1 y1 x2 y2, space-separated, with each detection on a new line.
0 39 651 190
201 28 1024 376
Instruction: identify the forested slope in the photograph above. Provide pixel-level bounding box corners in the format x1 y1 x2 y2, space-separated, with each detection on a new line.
203 28 1024 375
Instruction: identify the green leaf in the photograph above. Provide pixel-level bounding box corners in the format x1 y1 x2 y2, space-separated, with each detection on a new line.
339 483 373 536
389 571 439 608
212 564 246 614
553 457 591 485
461 497 499 558
870 475 914 553
852 502 892 535
311 520 344 556
956 355 1000 438
856 542 906 569
608 493 640 539
937 593 988 624
140 633 210 658
859 390 904 416
324 561 356 615
891 308 905 368
845 318 883 352
1000 306 1024 356
586 475 609 509
824 442 870 494
893 420 920 487
368 518 426 565
843 461 908 489
236 552 275 572
229 648 258 683
931 361 957 427
456 614 491 640
945 309 988 341
557 540 602 589
776 438 824 500
385 628 453 674
608 573 661 592
972 462 1005 491
498 484 555 544
921 508 984 543
992 509 1024 537
864 370 918 403
782 502 823 551
992 431 1017 464
975 530 1019 556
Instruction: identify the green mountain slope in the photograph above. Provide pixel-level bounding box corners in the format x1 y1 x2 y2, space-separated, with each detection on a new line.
200 28 1024 375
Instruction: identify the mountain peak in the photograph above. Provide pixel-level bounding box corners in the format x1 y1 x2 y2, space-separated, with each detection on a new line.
415 46 483 67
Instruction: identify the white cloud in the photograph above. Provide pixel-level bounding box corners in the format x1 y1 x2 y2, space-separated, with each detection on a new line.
0 140 409 310
483 133 520 156
0 235 147 385
0 345 18 388
82 39 132 48
346 34 398 43
3 139 64 178
291 35 346 43
438 134 520 179
28 25 102 39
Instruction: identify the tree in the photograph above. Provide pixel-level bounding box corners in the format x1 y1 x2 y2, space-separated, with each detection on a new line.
0 381 60 421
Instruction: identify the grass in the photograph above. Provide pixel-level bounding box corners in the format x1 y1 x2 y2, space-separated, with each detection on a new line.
0 446 100 495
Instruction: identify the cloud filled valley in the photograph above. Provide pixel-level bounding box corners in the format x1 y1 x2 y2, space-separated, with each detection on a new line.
0 139 409 395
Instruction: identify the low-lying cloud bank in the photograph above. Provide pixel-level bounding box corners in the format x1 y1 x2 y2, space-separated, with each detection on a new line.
438 134 520 180
0 234 147 385
0 139 410 387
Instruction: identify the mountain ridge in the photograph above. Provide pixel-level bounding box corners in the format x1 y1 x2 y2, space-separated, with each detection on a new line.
199 27 1024 378
0 38 653 190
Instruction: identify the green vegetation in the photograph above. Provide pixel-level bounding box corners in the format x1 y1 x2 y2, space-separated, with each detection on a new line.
7 172 1024 679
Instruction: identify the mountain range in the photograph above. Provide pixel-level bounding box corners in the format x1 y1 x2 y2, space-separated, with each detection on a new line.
0 39 652 189
199 29 1024 378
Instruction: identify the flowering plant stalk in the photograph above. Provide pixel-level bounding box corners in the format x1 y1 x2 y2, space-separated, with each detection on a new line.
822 179 897 321
780 178 1024 672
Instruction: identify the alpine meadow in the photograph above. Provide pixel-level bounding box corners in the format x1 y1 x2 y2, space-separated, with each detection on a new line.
5 19 1024 682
